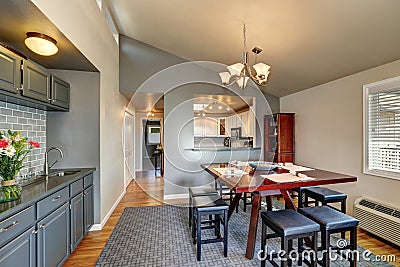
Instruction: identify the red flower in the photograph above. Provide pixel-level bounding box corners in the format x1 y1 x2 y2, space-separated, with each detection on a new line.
29 141 40 148
0 139 8 148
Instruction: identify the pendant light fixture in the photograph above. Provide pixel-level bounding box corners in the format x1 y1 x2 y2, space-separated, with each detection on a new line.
219 24 271 89
25 32 58 56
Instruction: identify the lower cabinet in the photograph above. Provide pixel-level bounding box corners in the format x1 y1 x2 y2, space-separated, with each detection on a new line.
70 193 84 253
84 185 94 235
0 227 36 267
37 202 70 267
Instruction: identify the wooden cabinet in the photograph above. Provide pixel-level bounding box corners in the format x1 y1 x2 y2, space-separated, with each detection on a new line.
22 60 51 103
0 227 36 267
37 203 70 267
51 76 70 109
0 45 22 93
264 113 295 163
70 193 84 253
83 185 94 235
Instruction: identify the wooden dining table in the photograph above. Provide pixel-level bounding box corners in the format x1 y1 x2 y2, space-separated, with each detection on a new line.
202 163 357 260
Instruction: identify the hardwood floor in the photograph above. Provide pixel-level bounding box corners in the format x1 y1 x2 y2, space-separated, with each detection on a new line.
64 171 400 267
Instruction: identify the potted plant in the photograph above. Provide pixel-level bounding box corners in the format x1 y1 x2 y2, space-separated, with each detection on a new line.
0 130 40 203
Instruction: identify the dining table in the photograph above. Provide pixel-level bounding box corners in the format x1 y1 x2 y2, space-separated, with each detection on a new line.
202 163 357 260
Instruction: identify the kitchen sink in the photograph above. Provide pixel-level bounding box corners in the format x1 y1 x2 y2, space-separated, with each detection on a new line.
49 170 81 177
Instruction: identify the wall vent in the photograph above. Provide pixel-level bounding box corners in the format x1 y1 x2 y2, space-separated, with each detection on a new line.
354 197 400 246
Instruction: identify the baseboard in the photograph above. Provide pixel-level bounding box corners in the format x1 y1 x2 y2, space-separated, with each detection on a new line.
90 188 126 231
164 193 189 200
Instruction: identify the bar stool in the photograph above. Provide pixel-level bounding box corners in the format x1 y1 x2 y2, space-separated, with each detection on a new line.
189 186 219 228
261 210 319 267
299 206 359 267
192 196 229 261
302 187 347 213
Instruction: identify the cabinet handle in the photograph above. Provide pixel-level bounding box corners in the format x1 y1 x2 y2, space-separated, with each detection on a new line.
0 221 19 233
52 195 62 201
47 98 56 104
32 229 38 234
39 223 46 228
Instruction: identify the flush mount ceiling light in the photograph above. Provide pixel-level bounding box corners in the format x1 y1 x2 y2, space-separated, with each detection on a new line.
219 24 271 89
25 32 58 56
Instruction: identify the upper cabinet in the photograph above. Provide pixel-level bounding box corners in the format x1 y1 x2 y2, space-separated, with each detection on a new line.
22 60 51 103
51 76 70 109
194 117 218 137
0 45 22 93
0 45 70 111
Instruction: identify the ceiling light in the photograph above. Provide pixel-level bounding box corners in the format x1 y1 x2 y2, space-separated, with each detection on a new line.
209 105 213 109
218 105 223 110
25 32 58 56
226 107 230 111
219 24 270 89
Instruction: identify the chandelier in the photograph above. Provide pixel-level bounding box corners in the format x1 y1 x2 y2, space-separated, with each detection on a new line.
219 24 271 89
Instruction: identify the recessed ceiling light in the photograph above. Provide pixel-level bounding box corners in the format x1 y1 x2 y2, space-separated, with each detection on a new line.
25 32 58 56
226 107 230 111
218 105 223 110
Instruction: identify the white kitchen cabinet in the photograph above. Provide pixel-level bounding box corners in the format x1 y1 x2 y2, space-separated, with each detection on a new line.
203 118 218 136
194 117 203 137
194 117 218 137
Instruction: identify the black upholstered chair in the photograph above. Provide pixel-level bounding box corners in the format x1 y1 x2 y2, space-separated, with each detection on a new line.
301 187 347 214
299 206 359 267
192 195 229 261
189 186 219 228
261 210 319 267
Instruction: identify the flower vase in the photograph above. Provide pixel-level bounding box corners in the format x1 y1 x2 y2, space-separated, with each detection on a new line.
0 179 22 203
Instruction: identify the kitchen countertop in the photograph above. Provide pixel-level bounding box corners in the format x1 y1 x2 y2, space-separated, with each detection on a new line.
0 168 95 220
189 147 261 151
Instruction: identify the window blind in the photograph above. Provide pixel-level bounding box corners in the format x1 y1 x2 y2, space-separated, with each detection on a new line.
367 88 400 175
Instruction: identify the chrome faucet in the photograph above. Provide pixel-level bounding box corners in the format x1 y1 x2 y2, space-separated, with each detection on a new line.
44 147 64 176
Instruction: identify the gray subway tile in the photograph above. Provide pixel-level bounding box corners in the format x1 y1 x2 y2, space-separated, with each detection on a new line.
18 118 28 124
12 110 23 117
12 124 23 130
24 112 33 119
7 103 18 109
0 108 12 116
7 117 18 123
0 102 6 108
0 116 6 122
23 125 33 131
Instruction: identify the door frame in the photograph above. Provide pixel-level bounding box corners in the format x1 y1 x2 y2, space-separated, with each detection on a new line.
123 110 135 188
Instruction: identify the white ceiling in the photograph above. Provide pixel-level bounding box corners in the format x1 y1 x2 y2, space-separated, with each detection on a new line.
109 0 400 97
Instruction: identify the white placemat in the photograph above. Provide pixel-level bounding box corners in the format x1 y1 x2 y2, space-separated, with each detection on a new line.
261 173 315 183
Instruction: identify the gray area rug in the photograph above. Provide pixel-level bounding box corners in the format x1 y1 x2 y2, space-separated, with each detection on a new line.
96 205 394 267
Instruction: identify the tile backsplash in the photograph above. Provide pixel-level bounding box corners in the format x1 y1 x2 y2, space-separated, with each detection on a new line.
0 101 46 176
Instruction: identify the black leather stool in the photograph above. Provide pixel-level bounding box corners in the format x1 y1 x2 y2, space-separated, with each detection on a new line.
299 206 359 267
261 210 319 267
302 187 347 213
192 196 229 261
189 186 219 227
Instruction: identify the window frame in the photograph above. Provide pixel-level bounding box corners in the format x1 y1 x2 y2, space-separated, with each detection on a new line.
363 76 400 181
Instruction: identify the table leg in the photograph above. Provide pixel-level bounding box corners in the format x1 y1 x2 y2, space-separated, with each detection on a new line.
228 192 242 219
280 189 297 210
245 192 261 259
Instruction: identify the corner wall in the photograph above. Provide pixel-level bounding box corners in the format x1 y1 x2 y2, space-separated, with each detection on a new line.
32 0 126 225
281 59 400 213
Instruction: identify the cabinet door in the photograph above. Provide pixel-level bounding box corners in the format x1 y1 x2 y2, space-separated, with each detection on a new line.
70 193 84 252
84 185 94 235
0 227 36 267
22 60 51 103
51 76 70 109
240 111 249 136
37 203 69 267
248 109 256 138
0 46 22 93
193 117 203 137
204 118 218 136
226 116 232 136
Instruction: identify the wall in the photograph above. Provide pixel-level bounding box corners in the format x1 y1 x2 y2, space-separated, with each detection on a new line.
281 59 400 213
46 70 101 222
32 0 126 227
0 101 46 174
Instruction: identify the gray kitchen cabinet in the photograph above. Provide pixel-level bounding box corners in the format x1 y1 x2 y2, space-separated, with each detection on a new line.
51 76 70 109
22 60 51 103
0 45 22 93
70 193 84 253
0 227 36 267
84 185 94 234
37 202 70 267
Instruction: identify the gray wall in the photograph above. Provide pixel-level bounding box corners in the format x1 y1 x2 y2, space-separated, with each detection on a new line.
46 70 101 223
281 59 400 214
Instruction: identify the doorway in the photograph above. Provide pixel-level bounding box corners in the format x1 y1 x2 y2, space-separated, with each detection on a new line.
124 111 135 188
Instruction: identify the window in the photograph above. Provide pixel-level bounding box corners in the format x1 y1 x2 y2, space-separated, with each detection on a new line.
364 76 400 180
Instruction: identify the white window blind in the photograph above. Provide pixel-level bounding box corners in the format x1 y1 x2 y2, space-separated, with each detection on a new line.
364 77 400 180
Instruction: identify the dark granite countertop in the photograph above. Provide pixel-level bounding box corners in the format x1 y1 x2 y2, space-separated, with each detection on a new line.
0 168 95 220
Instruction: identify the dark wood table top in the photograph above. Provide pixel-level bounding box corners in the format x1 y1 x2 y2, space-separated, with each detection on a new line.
202 163 357 193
